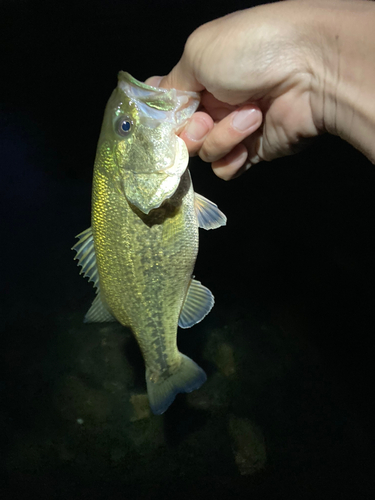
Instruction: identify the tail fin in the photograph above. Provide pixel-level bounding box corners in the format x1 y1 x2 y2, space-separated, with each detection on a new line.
146 354 207 415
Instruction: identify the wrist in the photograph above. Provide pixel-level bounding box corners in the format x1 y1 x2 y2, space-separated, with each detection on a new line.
307 0 375 162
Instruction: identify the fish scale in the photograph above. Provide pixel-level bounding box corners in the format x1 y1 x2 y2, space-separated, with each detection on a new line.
92 168 197 377
72 72 226 414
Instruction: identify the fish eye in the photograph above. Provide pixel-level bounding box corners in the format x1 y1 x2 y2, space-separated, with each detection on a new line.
115 116 133 137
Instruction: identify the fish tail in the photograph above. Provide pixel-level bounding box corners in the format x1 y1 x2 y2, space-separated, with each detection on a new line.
146 354 207 415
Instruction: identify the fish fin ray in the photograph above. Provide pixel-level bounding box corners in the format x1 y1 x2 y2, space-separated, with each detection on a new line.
194 192 227 230
84 293 117 323
178 278 214 329
71 227 100 290
146 354 207 415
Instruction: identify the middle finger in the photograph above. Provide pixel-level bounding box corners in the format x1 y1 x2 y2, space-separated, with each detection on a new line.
198 105 262 163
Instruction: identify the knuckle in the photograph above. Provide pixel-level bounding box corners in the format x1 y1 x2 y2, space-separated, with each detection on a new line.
184 26 204 59
200 134 227 163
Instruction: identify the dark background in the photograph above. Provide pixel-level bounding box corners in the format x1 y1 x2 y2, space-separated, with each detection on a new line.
1 0 375 498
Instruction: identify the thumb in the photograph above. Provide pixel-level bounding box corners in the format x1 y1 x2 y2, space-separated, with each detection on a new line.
160 58 205 92
144 76 164 87
145 67 204 93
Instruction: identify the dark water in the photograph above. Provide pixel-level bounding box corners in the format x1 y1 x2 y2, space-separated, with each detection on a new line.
2 0 375 498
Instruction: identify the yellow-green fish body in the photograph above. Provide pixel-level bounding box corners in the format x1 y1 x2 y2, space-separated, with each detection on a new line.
73 73 226 414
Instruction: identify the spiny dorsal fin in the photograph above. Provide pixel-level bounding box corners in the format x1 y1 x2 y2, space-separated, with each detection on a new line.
71 227 100 290
178 278 214 329
84 293 117 323
194 192 227 230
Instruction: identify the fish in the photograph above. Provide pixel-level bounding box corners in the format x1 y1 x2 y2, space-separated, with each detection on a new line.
72 72 226 415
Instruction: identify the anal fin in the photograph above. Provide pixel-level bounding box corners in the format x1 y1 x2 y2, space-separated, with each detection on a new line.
84 293 117 323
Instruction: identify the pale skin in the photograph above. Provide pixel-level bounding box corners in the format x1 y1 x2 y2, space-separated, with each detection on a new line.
146 0 375 180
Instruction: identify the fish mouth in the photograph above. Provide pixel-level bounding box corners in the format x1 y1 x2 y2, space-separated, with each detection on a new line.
118 72 200 120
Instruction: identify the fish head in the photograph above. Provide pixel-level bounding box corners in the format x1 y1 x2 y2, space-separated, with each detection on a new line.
98 72 200 214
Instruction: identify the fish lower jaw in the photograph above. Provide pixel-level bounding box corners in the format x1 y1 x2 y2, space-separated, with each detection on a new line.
138 197 172 215
121 176 179 215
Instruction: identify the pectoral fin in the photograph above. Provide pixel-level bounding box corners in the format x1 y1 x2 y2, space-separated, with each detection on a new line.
194 193 227 230
71 227 99 290
178 279 214 329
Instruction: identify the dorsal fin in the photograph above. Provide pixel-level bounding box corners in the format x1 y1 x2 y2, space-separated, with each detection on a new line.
72 227 117 323
178 278 214 329
194 193 227 230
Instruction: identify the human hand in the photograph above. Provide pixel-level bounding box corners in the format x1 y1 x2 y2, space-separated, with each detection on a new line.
147 1 328 179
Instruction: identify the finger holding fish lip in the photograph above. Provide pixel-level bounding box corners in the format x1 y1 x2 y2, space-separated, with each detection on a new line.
212 128 264 180
193 105 262 163
144 75 164 87
145 75 212 155
178 112 214 156
179 105 263 180
144 75 263 178
211 143 249 180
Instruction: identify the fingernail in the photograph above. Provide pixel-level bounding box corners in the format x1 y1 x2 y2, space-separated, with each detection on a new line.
185 118 208 141
232 108 258 132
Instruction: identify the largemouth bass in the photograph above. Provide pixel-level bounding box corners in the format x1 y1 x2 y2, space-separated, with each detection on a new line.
72 72 226 415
